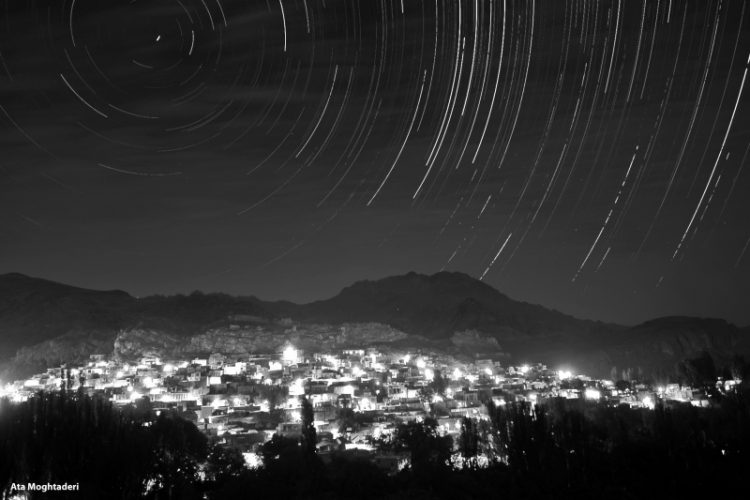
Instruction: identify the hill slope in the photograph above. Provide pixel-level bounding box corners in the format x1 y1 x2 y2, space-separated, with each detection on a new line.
1 272 748 380
0 273 273 360
0 273 134 357
272 271 615 340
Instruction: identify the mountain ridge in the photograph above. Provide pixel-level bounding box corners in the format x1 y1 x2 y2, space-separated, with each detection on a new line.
0 271 747 380
263 271 622 348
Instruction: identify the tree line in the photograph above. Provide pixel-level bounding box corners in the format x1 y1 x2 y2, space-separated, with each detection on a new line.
3 369 750 498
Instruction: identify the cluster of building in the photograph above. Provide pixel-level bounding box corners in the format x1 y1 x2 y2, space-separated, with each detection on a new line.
0 345 739 471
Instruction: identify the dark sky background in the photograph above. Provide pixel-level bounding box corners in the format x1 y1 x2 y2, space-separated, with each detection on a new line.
1 0 749 326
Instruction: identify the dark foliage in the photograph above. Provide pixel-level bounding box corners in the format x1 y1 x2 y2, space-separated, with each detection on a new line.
676 351 718 388
300 397 317 456
213 385 750 499
394 417 453 485
204 444 246 485
0 391 207 500
4 384 750 499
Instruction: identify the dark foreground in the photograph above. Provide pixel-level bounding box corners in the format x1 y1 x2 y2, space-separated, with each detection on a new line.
1 385 749 500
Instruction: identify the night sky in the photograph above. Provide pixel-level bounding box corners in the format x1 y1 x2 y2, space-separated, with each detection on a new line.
1 0 749 326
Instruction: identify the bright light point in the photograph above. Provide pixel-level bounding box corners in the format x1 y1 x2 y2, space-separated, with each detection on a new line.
403 354 411 363
289 378 305 396
558 370 573 380
424 368 434 381
243 452 262 470
156 35 161 42
352 366 363 377
416 358 426 369
584 388 601 400
453 368 462 379
484 368 492 376
282 345 298 364
520 365 530 375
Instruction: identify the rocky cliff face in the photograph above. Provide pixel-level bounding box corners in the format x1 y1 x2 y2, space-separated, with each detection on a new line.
450 330 504 354
113 329 183 359
109 322 413 361
594 317 746 378
3 330 117 380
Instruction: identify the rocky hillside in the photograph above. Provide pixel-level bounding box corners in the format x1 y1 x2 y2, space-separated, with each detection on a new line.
598 317 750 379
1 272 748 380
111 322 417 360
0 273 274 357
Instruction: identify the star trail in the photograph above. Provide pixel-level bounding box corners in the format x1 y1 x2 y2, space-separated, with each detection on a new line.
1 0 749 325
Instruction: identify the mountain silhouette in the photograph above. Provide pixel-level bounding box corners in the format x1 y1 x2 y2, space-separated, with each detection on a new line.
269 271 615 340
1 272 747 379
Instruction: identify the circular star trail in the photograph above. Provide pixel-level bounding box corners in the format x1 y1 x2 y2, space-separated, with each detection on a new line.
1 0 749 325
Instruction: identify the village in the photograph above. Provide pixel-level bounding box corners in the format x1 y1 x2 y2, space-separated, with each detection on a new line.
1 345 738 471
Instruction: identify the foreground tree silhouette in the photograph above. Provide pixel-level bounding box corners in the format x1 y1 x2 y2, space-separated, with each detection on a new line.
147 411 208 500
0 391 207 500
245 399 328 499
395 417 452 484
677 351 717 389
5 384 750 499
300 397 317 456
204 443 246 486
458 417 480 463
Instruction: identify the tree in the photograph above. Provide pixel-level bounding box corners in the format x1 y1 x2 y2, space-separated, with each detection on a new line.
395 417 452 473
459 417 480 462
260 434 301 466
430 369 447 396
147 410 209 499
677 351 717 388
418 385 435 403
255 384 288 411
301 397 317 456
259 431 327 497
615 379 631 392
205 443 246 485
730 355 750 381
0 391 206 499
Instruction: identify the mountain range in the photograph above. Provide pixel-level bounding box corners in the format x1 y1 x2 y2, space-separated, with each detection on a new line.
1 271 748 381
